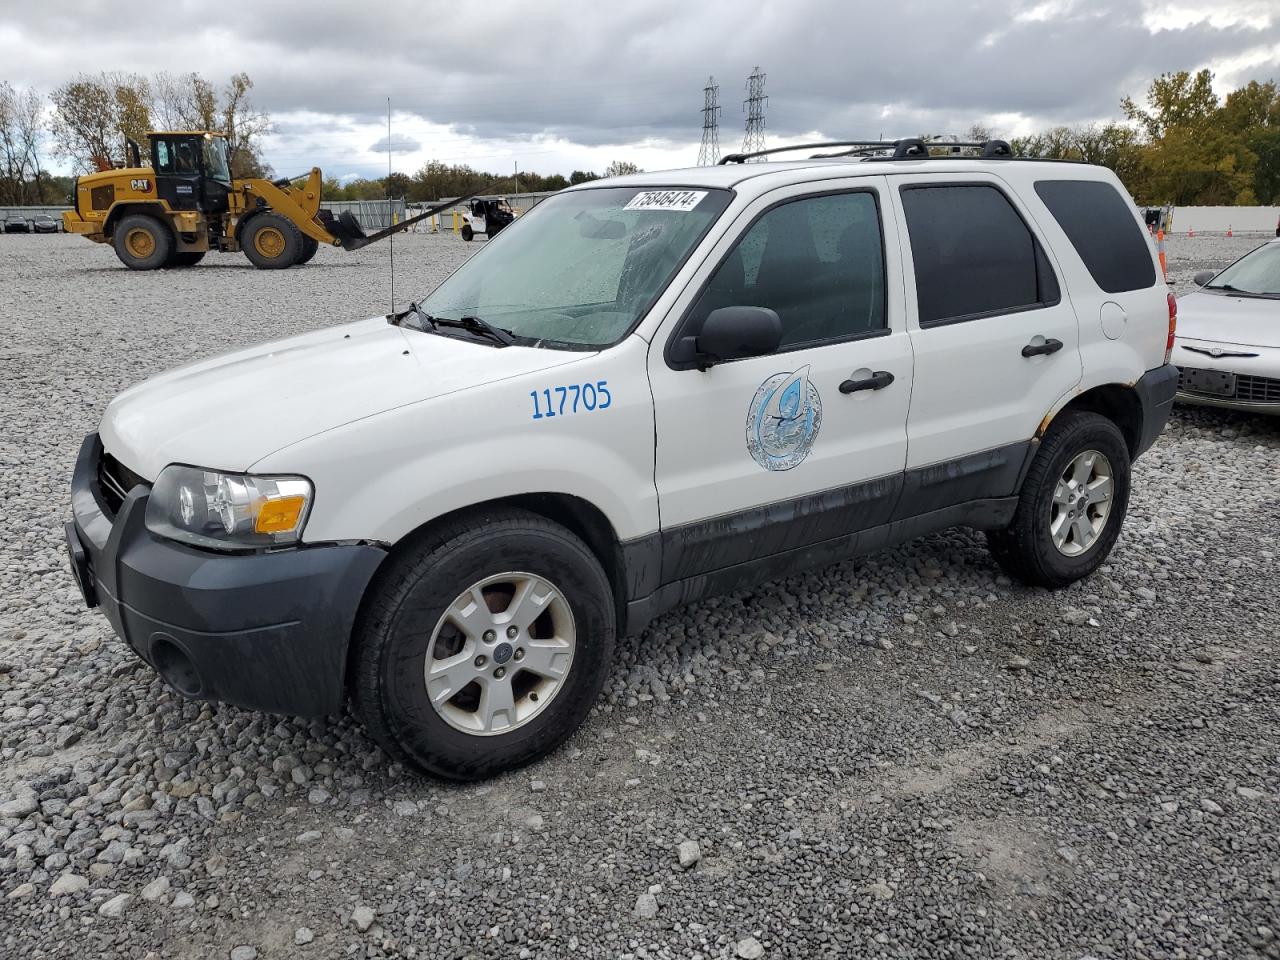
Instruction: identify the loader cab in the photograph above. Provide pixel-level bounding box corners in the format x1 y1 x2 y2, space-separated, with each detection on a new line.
149 132 233 215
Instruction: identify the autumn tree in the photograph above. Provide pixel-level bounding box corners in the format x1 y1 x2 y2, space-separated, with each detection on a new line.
50 75 119 171
221 72 271 177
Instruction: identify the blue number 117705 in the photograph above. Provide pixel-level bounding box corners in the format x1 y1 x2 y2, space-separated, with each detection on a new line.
530 380 612 420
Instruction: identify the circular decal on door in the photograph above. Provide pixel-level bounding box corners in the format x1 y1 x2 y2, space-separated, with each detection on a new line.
745 365 823 471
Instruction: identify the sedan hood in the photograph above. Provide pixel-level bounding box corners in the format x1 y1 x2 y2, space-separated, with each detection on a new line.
1177 288 1279 348
101 317 585 479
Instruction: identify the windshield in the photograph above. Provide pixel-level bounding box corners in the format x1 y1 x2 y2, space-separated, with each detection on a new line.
417 186 732 349
1206 241 1280 297
203 138 232 183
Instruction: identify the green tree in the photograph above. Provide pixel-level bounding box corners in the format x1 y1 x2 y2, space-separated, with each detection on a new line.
1122 69 1218 139
1248 128 1280 204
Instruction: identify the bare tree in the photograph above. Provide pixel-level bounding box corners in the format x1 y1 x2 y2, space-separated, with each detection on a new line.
153 71 217 130
0 83 21 202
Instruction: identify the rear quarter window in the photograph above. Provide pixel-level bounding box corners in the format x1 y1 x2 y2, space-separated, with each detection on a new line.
1034 180 1156 293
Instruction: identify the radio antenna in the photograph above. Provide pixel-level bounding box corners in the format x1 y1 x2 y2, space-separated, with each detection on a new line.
386 97 396 314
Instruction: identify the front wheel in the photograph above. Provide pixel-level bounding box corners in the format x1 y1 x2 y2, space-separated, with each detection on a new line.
242 212 303 269
353 509 615 781
297 235 319 264
986 410 1131 589
460 223 474 241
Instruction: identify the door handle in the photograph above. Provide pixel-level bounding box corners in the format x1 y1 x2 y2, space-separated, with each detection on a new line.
839 370 895 394
1021 338 1064 358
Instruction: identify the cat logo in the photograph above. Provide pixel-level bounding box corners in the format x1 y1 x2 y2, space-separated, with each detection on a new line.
129 179 151 193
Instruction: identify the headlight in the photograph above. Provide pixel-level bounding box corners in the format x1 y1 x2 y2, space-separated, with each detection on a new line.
144 465 313 550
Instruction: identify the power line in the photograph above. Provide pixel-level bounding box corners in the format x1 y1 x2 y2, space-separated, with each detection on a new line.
742 67 768 161
697 76 720 166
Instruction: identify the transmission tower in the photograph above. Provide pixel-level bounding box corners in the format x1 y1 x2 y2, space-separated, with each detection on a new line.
741 67 768 160
697 76 721 166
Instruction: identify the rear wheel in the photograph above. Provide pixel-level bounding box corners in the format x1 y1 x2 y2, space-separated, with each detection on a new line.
165 251 206 268
242 212 303 269
986 410 1131 588
353 509 615 781
113 214 174 270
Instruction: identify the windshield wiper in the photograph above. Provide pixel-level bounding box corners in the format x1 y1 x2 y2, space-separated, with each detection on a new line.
1205 282 1262 296
433 314 515 347
389 301 439 331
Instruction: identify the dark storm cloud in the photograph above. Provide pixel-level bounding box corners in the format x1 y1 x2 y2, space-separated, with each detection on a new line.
4 0 1278 148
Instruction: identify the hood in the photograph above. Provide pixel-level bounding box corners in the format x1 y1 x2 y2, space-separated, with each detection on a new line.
1176 288 1280 348
101 317 586 479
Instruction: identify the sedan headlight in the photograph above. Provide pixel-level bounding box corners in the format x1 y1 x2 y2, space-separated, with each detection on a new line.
144 465 313 550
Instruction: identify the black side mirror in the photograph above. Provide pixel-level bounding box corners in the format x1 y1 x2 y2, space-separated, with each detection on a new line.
1193 269 1215 287
693 306 782 367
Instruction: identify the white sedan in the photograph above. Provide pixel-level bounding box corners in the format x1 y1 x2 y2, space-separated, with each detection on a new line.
1173 238 1280 415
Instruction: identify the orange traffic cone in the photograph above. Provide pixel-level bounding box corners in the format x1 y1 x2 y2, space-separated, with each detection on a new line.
1227 224 1233 237
1188 227 1194 237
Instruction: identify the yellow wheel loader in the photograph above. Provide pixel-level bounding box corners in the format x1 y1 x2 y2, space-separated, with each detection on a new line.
62 131 485 270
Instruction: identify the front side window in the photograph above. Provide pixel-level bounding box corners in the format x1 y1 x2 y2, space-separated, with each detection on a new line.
418 186 732 349
901 184 1059 325
686 191 886 350
202 138 232 183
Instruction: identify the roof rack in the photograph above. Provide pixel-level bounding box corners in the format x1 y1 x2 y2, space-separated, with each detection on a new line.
718 138 1014 164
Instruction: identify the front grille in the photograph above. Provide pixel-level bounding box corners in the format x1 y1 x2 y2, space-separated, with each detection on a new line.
1177 366 1280 404
97 452 149 517
1235 374 1280 404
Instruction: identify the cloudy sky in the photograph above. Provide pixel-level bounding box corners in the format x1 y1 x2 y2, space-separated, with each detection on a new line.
3 0 1279 179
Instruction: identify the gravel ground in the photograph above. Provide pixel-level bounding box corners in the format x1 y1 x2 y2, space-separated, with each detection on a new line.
1 232 1278 960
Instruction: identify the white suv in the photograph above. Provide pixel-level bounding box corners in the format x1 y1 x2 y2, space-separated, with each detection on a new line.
66 139 1178 780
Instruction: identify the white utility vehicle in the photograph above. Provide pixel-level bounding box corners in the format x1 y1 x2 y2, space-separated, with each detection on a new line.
67 139 1178 780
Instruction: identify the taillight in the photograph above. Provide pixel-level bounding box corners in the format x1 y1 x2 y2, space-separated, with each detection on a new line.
1165 292 1177 364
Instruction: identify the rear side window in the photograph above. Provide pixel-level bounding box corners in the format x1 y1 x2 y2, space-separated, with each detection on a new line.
900 184 1059 325
154 140 173 174
1034 180 1156 293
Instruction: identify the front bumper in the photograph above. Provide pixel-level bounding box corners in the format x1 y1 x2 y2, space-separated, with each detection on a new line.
1171 341 1280 416
67 433 386 716
1132 363 1179 457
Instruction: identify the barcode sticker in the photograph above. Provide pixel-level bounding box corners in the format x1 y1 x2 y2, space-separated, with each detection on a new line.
623 190 708 212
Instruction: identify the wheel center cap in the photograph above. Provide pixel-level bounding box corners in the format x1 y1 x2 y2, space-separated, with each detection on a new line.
493 642 513 665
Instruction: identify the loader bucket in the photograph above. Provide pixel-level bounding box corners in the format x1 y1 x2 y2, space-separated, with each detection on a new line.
323 210 368 248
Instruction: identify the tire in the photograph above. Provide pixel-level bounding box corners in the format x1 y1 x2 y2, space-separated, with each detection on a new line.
242 212 303 269
460 224 474 241
986 410 1131 589
353 509 615 781
112 214 174 270
297 235 319 264
165 251 206 268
